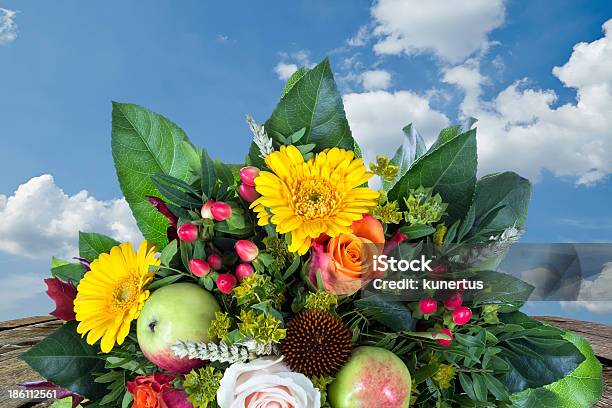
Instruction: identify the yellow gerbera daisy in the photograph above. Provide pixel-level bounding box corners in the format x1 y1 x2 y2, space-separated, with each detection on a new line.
250 145 379 254
74 241 159 353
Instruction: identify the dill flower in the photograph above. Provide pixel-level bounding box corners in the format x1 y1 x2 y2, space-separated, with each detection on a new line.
371 200 404 224
74 241 158 353
183 366 223 408
404 186 447 225
433 364 456 390
233 273 283 307
237 309 286 344
369 155 399 181
304 291 338 312
311 375 335 406
207 312 231 341
250 145 379 254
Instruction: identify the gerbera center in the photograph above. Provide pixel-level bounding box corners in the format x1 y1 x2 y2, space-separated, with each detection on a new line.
112 277 139 308
292 178 339 220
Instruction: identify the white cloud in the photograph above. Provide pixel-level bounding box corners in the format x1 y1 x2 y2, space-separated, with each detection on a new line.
274 50 315 80
361 69 392 91
344 90 449 164
348 25 370 47
0 273 46 311
447 19 612 184
561 262 612 314
371 0 505 62
0 175 141 259
274 62 298 80
0 8 17 45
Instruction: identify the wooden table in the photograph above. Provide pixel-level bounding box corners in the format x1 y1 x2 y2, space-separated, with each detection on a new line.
1 316 610 407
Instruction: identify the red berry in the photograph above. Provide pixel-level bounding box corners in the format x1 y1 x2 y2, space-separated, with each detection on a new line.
238 183 260 202
210 202 232 221
201 200 214 219
453 306 472 325
177 223 198 242
207 254 222 270
189 259 210 277
239 166 260 186
443 291 463 311
235 240 259 262
419 297 438 314
216 273 236 295
235 263 255 281
436 328 453 347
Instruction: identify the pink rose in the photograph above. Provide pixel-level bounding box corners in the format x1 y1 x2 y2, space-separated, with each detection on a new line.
217 356 320 408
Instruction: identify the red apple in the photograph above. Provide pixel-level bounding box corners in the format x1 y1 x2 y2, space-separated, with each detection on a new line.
136 283 220 373
328 346 411 408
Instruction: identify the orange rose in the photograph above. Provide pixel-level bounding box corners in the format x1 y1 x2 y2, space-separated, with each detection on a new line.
309 215 385 295
127 373 192 408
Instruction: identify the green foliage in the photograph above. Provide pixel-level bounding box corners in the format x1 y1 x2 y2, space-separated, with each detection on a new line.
78 232 119 262
183 366 223 408
51 261 85 284
388 129 477 223
304 291 338 312
382 123 427 192
281 67 308 98
19 321 107 399
510 330 603 407
470 172 532 236
111 102 193 248
237 309 286 343
249 58 356 167
208 311 231 340
496 313 585 393
369 155 399 181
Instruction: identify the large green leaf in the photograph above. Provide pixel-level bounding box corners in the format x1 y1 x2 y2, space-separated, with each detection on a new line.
79 232 120 262
249 58 355 166
388 129 477 222
510 330 603 407
51 262 85 284
497 314 585 393
471 172 532 235
111 102 193 248
354 294 415 332
382 124 427 192
471 270 534 308
20 321 107 399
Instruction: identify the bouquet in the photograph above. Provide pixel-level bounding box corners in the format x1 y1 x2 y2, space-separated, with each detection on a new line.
21 58 603 408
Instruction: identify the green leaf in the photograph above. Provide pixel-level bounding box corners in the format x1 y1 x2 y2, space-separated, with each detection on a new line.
52 262 85 284
472 172 532 234
497 316 585 393
151 174 202 208
399 224 436 240
79 232 120 262
20 321 107 399
459 372 477 400
382 124 427 192
160 240 178 266
354 294 415 332
200 147 217 197
472 270 534 308
281 67 308 99
181 141 201 173
483 373 510 401
111 102 192 249
251 58 356 166
471 373 488 401
50 398 74 408
388 129 477 223
509 330 602 408
148 274 182 290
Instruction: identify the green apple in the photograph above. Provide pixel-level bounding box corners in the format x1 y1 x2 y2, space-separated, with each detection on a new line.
137 282 220 373
329 346 411 408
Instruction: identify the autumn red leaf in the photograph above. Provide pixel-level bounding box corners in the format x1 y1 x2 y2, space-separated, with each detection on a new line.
44 277 77 321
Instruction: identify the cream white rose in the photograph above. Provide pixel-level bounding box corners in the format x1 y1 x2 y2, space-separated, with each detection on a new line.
217 356 321 408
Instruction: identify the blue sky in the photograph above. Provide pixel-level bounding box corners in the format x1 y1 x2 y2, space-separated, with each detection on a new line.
1 0 611 322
